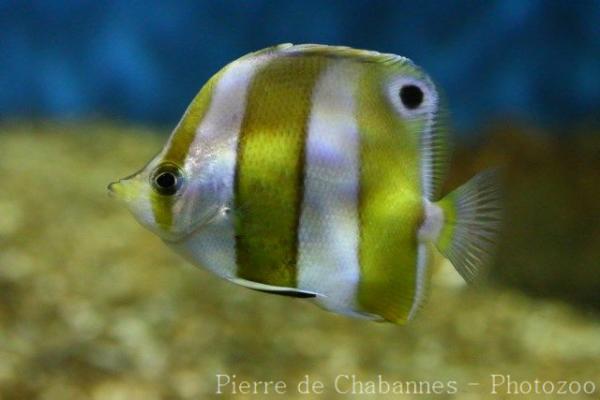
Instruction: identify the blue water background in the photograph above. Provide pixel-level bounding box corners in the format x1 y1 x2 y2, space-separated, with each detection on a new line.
1 0 598 135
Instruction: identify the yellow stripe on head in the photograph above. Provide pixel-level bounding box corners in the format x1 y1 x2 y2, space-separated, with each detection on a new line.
150 69 224 231
163 71 224 164
234 55 327 287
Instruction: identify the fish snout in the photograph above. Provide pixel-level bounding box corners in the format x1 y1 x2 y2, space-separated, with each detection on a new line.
107 180 123 197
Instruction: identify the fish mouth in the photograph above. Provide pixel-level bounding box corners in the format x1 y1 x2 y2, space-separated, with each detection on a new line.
107 180 123 198
107 179 136 202
107 181 117 195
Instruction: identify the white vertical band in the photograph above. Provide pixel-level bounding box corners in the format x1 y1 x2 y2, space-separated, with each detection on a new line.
297 60 368 318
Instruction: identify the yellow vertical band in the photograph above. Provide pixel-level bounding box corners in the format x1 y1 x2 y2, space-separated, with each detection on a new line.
356 66 424 323
234 55 326 287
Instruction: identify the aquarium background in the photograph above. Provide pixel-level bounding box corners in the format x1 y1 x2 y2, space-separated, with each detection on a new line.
2 0 599 133
1 1 599 399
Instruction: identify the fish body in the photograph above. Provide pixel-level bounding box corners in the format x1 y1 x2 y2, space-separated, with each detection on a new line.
109 44 500 324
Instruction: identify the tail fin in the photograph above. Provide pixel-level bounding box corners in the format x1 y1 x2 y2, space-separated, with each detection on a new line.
434 169 502 283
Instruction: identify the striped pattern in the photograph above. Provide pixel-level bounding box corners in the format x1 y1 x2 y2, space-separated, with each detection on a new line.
156 45 450 323
150 68 225 231
234 55 326 287
169 51 279 280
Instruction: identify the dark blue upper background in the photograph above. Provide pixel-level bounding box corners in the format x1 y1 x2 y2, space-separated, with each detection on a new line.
1 0 599 135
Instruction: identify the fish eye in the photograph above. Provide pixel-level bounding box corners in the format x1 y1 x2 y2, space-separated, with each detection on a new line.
399 84 424 109
151 164 184 195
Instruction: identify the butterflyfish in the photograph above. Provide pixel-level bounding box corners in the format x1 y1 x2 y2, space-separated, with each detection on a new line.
109 44 501 324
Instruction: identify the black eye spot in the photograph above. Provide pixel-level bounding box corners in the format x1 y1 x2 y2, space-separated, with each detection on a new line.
400 84 424 110
151 164 183 195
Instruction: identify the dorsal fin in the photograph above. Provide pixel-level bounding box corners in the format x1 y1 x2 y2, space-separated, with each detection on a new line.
278 43 410 66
